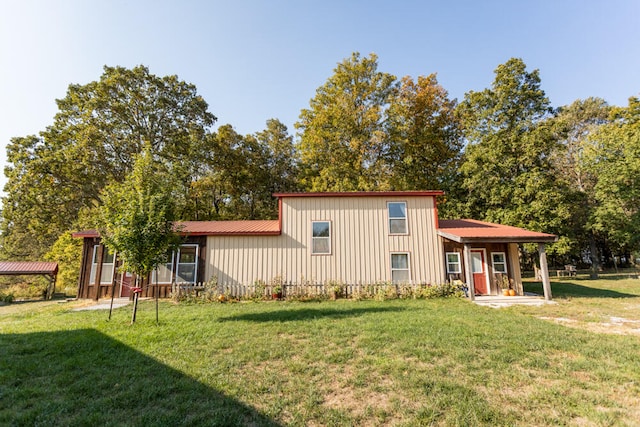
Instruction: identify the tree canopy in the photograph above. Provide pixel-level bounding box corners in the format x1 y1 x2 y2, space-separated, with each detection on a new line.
457 58 572 253
2 55 639 277
296 53 397 191
1 65 215 259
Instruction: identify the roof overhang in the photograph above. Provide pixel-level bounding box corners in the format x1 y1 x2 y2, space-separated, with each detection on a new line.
437 219 558 244
72 220 282 238
273 190 444 198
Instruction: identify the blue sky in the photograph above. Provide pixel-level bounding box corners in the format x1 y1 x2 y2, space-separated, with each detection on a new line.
1 0 639 191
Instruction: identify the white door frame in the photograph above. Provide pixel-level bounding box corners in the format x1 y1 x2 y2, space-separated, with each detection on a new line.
470 248 491 295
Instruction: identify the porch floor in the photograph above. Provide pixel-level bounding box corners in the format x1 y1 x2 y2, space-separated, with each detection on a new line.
473 293 556 308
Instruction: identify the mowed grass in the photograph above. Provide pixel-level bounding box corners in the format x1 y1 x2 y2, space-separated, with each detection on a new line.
1 277 640 426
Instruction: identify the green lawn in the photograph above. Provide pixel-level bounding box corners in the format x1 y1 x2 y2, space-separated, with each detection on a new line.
1 277 640 426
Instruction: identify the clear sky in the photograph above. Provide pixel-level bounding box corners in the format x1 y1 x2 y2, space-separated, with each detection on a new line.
1 0 639 192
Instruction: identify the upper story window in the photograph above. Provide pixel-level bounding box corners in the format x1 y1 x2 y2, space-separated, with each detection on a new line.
89 245 116 285
492 252 507 274
312 221 331 254
388 202 407 234
446 252 461 274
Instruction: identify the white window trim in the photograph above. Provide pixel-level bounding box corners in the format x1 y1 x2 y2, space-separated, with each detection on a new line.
152 251 176 284
176 244 199 284
491 252 507 274
446 252 462 274
89 245 99 285
90 245 116 285
387 201 408 235
390 252 411 283
311 220 332 255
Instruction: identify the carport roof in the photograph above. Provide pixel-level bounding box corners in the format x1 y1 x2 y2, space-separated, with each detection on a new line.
0 261 58 276
437 219 557 243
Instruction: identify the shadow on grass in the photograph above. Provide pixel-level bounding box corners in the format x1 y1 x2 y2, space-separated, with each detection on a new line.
219 306 406 323
0 329 281 426
524 281 637 299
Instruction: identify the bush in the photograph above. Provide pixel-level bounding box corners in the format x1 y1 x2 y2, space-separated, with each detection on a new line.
0 291 15 303
45 231 82 296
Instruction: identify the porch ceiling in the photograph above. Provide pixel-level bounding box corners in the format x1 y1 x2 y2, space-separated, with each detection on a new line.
437 219 558 244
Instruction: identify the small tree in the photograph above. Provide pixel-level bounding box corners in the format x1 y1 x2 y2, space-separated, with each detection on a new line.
98 145 180 323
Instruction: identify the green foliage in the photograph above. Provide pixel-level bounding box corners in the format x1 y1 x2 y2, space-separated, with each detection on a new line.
297 52 397 191
98 146 180 278
549 98 611 268
296 53 462 196
0 291 14 303
458 58 571 254
385 74 462 192
1 65 215 260
184 120 298 221
585 97 640 251
44 231 82 295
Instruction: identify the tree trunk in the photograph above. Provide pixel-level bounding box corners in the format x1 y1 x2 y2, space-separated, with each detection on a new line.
589 234 600 279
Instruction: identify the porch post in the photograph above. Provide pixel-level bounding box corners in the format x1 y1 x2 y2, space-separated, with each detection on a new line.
463 243 475 301
538 243 552 301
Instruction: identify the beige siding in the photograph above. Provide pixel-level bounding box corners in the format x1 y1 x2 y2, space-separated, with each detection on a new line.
206 196 445 285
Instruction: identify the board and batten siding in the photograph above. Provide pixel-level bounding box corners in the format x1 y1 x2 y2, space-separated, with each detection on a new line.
205 195 445 285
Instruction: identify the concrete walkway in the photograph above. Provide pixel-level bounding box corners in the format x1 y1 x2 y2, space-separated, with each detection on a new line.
473 293 557 308
72 297 131 311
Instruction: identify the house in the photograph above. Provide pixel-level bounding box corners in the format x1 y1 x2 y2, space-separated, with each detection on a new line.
73 191 557 301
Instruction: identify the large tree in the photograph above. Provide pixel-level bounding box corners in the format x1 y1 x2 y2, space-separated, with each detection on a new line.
550 98 611 273
296 53 396 191
585 96 640 254
385 74 462 200
1 65 215 259
185 120 299 221
458 58 571 252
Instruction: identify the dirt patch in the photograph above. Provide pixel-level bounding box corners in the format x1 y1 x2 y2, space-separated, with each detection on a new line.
540 316 640 336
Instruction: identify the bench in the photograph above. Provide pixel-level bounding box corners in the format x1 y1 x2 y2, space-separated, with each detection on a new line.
556 265 577 277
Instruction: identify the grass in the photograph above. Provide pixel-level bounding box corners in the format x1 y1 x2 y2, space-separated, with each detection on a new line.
1 277 640 426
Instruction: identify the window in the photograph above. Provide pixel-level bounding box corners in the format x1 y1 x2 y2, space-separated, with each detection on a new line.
152 251 175 284
391 253 410 283
388 202 407 234
492 252 507 274
312 221 331 254
446 252 461 274
176 245 199 284
89 245 116 285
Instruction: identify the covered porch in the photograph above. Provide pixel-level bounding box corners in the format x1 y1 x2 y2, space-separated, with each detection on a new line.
437 219 558 302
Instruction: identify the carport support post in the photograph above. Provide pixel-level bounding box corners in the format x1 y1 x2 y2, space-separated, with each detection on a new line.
463 243 475 301
538 243 552 301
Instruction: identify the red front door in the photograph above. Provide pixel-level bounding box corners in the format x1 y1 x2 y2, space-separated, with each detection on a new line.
120 271 132 298
470 249 488 295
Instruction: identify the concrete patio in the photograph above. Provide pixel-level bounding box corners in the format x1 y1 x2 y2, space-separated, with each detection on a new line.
473 293 557 308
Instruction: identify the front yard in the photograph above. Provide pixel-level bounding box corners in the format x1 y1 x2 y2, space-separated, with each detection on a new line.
1 276 639 426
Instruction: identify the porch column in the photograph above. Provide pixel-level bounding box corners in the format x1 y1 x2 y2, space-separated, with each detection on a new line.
538 243 552 301
463 243 475 301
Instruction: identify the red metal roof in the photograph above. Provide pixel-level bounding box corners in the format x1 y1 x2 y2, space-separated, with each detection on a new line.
0 261 58 275
72 221 281 238
273 190 444 198
177 220 281 236
72 230 100 238
438 219 557 243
